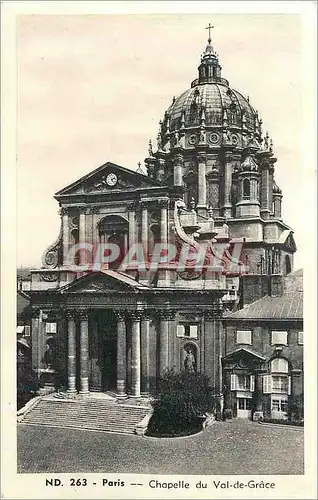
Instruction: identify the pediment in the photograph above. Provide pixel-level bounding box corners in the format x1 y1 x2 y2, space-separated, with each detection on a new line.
55 162 159 198
222 348 265 369
279 230 297 252
59 270 142 294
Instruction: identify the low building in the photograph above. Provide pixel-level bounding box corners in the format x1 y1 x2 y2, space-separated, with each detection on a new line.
222 269 303 420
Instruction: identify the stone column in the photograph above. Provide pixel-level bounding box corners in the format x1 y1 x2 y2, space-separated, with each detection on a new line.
130 311 142 397
141 202 149 260
91 206 100 268
222 151 233 218
116 311 127 397
141 313 151 395
79 310 89 394
66 311 77 394
61 207 70 266
204 304 223 393
158 310 175 374
158 199 169 286
128 203 136 250
173 153 183 187
78 207 86 265
197 153 207 216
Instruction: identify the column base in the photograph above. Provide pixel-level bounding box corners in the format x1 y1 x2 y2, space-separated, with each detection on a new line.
78 391 90 397
116 393 128 400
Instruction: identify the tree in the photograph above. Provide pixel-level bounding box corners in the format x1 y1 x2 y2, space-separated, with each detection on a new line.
147 369 216 437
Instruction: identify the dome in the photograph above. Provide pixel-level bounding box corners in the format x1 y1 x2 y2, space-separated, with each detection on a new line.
156 38 261 153
166 83 256 132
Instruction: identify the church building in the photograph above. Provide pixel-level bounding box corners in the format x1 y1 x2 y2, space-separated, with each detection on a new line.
26 30 299 419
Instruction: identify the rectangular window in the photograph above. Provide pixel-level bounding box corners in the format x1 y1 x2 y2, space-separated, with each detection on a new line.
45 322 57 334
298 331 303 345
236 330 252 345
24 325 31 337
272 375 288 393
237 374 251 391
271 331 288 346
176 324 198 339
271 395 288 413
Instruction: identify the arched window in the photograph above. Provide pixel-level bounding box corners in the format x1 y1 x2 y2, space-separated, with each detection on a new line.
243 178 250 198
98 215 129 270
271 358 288 374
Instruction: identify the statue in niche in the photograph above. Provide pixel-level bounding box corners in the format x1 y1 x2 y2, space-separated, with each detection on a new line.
43 337 57 370
184 347 196 373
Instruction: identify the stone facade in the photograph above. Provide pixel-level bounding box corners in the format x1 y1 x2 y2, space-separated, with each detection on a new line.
25 33 301 417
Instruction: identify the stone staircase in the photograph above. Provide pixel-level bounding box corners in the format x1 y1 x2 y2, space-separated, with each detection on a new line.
20 396 150 435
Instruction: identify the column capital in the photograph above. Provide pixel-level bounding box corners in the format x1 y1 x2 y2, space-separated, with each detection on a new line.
172 153 184 166
158 309 176 321
127 201 137 212
197 152 207 164
78 206 87 215
140 201 149 210
65 310 76 320
114 310 126 321
203 306 223 320
158 198 169 209
77 309 89 321
89 205 100 214
59 206 69 216
31 308 40 319
127 310 143 321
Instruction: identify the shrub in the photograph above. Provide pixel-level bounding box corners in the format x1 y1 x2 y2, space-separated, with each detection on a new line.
261 417 304 427
147 369 216 437
17 363 40 410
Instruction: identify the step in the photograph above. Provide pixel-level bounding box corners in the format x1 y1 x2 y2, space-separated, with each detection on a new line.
21 398 150 434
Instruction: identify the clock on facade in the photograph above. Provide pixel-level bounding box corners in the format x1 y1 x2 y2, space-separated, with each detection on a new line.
106 173 118 186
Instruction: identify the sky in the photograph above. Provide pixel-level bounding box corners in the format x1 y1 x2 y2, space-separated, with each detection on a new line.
16 13 312 269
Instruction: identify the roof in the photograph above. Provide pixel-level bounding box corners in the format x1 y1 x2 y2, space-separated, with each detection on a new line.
224 291 303 321
17 290 31 316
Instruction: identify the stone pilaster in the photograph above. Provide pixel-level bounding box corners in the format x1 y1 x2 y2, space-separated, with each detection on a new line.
222 151 233 218
115 311 127 397
141 312 151 395
173 153 183 187
158 310 176 375
197 152 207 216
78 207 86 266
66 311 77 394
61 207 70 266
79 309 89 395
140 202 149 261
128 203 136 250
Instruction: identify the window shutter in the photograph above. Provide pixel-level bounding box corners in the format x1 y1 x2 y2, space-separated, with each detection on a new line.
177 325 185 337
263 375 272 394
230 374 237 391
298 332 303 345
288 376 292 395
250 375 255 392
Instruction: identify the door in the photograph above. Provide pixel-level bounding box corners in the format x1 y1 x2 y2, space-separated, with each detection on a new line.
237 397 252 419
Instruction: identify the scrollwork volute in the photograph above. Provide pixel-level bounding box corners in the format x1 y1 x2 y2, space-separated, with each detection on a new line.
41 225 63 270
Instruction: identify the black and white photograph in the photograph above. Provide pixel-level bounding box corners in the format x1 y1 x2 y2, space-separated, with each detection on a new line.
1 1 317 499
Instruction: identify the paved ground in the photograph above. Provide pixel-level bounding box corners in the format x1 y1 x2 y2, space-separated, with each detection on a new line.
17 420 303 475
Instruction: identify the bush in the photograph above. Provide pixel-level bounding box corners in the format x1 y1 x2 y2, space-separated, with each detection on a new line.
17 363 40 411
147 369 216 437
261 417 304 427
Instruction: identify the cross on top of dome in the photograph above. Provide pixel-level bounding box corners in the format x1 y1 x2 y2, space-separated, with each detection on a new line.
206 23 214 43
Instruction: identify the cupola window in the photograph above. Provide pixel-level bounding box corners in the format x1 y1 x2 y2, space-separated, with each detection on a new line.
243 179 251 199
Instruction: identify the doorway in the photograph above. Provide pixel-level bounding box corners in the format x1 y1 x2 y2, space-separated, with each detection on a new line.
237 397 252 419
95 310 117 392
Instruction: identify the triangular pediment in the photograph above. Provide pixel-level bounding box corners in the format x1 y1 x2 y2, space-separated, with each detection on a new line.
59 270 149 294
222 347 265 369
279 230 297 252
55 162 160 198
